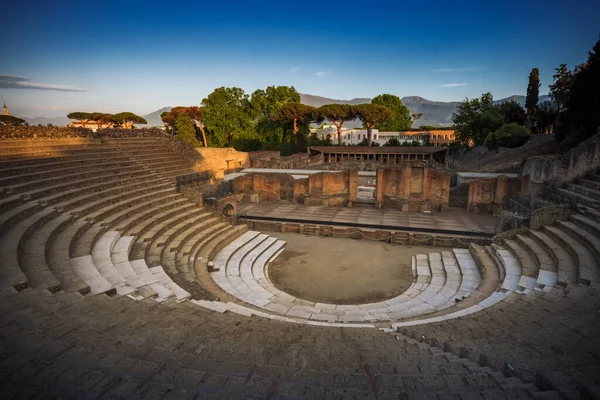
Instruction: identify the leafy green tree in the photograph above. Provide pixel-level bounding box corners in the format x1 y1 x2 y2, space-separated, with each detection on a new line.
371 94 411 131
174 115 199 147
317 104 356 146
549 64 574 112
66 112 92 121
452 93 504 145
202 87 253 147
162 106 207 146
353 104 395 146
484 123 530 150
555 36 600 147
270 103 319 134
0 115 26 126
525 68 541 131
497 100 526 125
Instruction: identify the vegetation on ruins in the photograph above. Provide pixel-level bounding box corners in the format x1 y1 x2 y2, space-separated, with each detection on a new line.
484 123 530 150
66 111 147 128
353 104 396 146
317 104 357 146
0 115 26 126
370 94 411 131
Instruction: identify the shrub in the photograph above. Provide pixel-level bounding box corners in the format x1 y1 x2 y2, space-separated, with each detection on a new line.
484 123 530 149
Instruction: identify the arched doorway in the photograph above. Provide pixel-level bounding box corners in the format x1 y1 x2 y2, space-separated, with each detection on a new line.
222 203 235 216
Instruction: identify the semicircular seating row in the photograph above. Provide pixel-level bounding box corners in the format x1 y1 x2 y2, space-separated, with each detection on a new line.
201 205 600 327
2 138 600 332
0 138 245 307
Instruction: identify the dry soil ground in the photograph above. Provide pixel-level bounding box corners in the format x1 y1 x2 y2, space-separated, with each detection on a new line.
267 232 432 305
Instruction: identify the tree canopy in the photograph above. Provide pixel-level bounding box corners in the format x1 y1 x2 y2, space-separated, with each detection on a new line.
174 115 199 147
371 94 411 131
270 103 319 134
67 111 146 128
0 115 26 126
497 100 526 125
317 104 356 146
554 36 600 148
201 86 253 147
452 93 504 145
161 106 206 146
353 104 395 146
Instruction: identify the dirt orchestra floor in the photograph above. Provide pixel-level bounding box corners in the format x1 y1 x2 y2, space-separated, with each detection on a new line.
238 201 497 234
267 232 434 305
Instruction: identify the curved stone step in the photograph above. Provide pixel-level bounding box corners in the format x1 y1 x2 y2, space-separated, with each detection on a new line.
502 239 539 294
529 230 578 286
515 234 557 292
557 220 600 267
543 225 599 285
452 248 482 299
91 231 136 296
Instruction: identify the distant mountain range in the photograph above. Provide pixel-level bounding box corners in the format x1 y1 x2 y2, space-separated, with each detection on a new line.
20 94 550 128
299 93 550 127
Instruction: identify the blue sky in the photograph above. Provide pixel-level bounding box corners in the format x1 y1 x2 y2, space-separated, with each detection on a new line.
1 0 598 118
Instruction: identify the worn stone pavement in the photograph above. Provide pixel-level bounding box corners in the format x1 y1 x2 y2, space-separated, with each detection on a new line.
0 289 534 399
237 202 497 234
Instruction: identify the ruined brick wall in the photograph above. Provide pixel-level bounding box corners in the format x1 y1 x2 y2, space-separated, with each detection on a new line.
196 147 250 179
467 175 522 212
231 174 280 202
293 178 309 203
376 167 450 211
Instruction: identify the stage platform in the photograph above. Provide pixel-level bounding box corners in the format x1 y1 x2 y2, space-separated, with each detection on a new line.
237 202 497 235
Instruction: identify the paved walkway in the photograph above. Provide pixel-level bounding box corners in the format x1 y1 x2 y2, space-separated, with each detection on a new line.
238 202 497 234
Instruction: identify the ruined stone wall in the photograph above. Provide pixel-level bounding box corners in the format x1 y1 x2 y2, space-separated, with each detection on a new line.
298 171 357 206
523 132 600 195
196 147 250 179
449 134 557 173
251 153 324 169
231 174 280 202
376 167 450 211
467 175 522 213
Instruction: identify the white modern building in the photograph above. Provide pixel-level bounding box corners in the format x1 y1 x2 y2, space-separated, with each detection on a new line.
315 127 428 146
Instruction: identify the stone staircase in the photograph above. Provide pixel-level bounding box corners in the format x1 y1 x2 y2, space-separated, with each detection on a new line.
556 168 600 209
0 138 242 300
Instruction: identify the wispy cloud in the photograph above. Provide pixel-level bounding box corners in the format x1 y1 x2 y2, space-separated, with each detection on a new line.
439 83 467 88
316 71 331 77
0 74 86 92
288 67 299 73
432 67 483 73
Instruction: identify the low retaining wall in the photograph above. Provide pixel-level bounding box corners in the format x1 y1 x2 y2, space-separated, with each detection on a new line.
240 219 490 248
